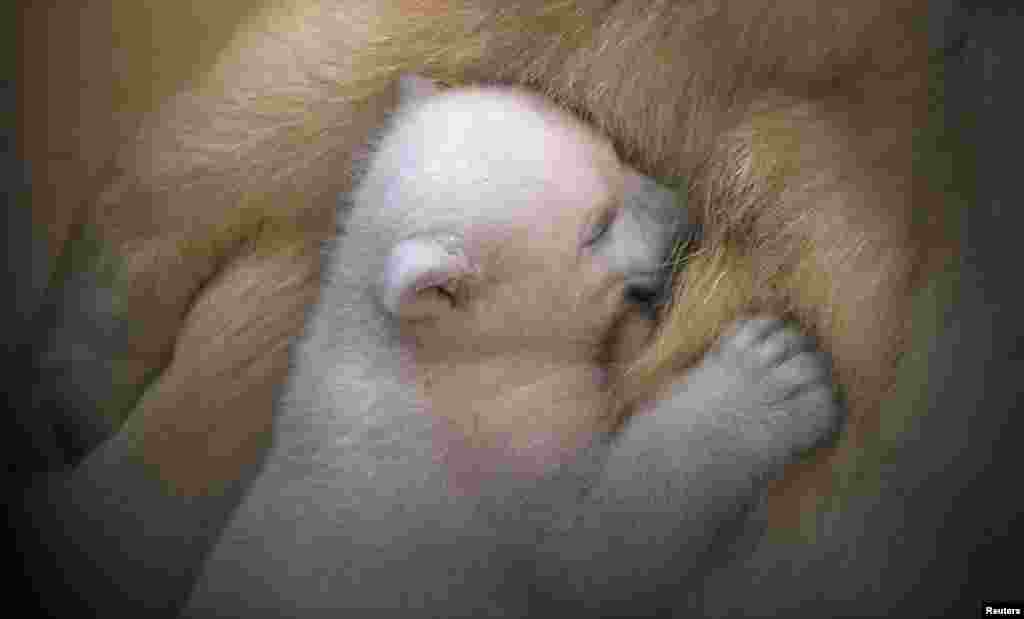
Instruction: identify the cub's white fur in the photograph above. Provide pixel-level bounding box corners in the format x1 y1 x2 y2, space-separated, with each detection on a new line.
186 77 841 617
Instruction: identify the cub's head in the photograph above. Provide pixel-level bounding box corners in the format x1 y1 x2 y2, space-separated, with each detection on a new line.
365 76 682 361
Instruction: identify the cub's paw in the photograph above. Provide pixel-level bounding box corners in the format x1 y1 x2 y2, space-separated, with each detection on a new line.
679 317 843 456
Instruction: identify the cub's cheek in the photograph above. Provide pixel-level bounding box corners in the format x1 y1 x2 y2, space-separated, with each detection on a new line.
575 255 632 313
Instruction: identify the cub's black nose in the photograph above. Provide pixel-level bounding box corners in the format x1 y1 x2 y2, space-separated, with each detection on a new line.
625 281 659 306
625 275 664 320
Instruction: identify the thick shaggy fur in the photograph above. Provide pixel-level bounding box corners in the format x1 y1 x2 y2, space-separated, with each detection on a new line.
19 0 947 546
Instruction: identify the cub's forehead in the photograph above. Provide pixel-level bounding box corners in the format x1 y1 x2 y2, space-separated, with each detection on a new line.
393 89 615 177
396 87 596 150
369 87 622 229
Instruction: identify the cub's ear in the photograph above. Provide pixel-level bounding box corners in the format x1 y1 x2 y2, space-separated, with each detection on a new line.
398 74 443 105
377 237 470 319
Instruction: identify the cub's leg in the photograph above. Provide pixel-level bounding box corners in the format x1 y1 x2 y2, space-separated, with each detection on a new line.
536 318 842 615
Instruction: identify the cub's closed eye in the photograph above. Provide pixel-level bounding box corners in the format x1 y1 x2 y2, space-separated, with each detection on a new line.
435 282 458 308
582 207 619 248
